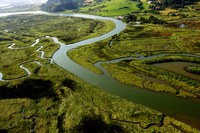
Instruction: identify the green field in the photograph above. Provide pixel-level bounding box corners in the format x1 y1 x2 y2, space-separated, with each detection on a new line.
80 0 139 16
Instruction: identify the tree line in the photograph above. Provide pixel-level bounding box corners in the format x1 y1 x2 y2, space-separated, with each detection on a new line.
41 0 83 12
153 0 199 9
125 14 164 24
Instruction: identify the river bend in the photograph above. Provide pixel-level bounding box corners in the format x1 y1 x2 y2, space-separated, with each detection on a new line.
0 11 200 129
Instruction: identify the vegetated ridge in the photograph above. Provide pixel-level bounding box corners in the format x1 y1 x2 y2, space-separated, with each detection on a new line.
41 0 83 12
41 0 200 12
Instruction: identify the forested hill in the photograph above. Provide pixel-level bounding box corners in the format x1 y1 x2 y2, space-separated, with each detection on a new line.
41 0 83 12
158 0 198 5
155 0 199 8
41 0 200 12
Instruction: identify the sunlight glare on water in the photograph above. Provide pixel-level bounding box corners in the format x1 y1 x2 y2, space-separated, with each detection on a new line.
0 0 47 10
0 0 47 5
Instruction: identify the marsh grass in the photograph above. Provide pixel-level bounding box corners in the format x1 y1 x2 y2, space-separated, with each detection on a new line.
0 15 115 45
68 38 132 74
103 55 200 99
185 66 200 74
37 38 60 58
0 9 200 132
68 7 200 99
0 14 114 79
0 47 37 79
1 63 192 132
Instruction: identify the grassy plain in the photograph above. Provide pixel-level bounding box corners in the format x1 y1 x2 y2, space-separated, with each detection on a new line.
79 0 139 16
1 14 198 132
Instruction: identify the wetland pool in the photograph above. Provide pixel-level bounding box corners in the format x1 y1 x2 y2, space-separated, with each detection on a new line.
153 61 200 80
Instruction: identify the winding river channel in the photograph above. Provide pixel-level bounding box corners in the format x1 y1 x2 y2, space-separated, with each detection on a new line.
1 11 200 129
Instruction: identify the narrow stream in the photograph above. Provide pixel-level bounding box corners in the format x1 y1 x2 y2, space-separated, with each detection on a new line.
1 11 200 129
0 33 43 81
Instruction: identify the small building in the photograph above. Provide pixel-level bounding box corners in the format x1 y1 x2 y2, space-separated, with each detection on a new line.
147 1 153 4
135 21 141 25
117 16 124 20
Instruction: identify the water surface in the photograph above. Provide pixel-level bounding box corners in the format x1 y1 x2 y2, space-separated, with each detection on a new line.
1 12 200 129
153 61 200 80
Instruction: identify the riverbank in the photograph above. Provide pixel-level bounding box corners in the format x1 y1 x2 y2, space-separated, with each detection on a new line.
67 8 200 129
0 11 200 132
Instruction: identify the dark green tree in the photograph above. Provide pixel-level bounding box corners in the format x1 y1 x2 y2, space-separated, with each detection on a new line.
41 0 83 12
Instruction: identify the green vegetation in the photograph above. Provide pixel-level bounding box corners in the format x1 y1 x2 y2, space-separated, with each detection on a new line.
1 14 199 132
42 0 200 18
68 24 178 74
68 4 200 99
68 38 133 74
42 0 140 16
186 66 200 74
80 0 139 16
78 19 116 41
125 14 165 24
154 0 199 9
1 65 199 132
37 38 60 58
0 14 114 44
140 0 150 10
41 0 81 12
0 14 114 79
43 0 200 17
103 62 178 94
99 54 200 99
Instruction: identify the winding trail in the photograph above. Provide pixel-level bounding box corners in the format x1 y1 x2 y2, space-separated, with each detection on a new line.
1 11 200 129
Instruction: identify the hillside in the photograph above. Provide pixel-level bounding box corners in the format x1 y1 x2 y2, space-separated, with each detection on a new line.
41 0 200 14
153 0 199 8
41 0 83 12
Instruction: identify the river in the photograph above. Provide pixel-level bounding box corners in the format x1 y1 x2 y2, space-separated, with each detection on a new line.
1 11 200 129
